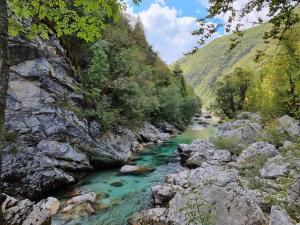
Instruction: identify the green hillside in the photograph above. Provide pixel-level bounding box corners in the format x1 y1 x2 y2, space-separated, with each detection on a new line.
176 23 274 108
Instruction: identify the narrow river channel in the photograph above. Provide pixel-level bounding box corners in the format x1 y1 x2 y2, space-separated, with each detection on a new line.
53 119 218 225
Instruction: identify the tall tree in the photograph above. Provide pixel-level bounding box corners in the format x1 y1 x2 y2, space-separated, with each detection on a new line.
0 0 8 222
0 0 141 221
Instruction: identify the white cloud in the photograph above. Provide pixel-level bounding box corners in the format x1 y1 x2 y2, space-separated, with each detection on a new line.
216 0 270 31
126 3 202 64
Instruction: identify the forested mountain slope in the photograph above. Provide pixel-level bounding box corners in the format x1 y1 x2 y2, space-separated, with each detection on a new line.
176 23 272 107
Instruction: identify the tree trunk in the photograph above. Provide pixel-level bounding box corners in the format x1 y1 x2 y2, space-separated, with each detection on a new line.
0 0 8 222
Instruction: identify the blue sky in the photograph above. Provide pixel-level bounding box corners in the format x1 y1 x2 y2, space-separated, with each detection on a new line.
125 0 217 64
125 0 268 64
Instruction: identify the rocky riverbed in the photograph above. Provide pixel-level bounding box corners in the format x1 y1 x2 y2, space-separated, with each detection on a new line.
131 113 300 225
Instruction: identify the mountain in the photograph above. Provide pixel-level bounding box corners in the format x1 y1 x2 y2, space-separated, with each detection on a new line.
176 23 273 108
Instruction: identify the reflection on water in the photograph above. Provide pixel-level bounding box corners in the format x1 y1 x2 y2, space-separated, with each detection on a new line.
52 120 218 225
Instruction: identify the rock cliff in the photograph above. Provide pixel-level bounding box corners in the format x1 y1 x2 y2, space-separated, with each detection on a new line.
2 37 175 199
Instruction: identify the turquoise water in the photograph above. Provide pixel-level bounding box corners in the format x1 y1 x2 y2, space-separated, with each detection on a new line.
52 122 217 225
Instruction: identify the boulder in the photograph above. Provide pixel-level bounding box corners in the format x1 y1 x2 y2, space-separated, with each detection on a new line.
260 155 289 178
238 142 278 162
66 192 96 205
131 208 169 225
120 165 140 174
288 177 300 208
277 115 300 137
236 112 262 122
217 119 262 144
151 184 183 205
269 206 294 225
2 194 59 225
139 122 170 143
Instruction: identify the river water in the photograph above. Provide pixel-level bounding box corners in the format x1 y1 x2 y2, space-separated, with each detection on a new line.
52 120 218 225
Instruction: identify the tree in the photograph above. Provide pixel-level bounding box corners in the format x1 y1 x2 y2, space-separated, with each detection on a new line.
213 68 251 118
190 0 300 53
0 0 141 221
0 1 9 222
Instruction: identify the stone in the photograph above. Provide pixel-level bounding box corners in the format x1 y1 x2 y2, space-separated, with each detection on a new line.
277 115 300 137
269 206 294 225
238 142 278 162
2 194 59 225
120 165 154 174
131 208 169 225
139 122 170 143
66 192 96 205
151 184 183 205
110 181 124 187
260 155 289 178
217 119 262 144
236 112 262 122
288 177 300 208
120 165 140 174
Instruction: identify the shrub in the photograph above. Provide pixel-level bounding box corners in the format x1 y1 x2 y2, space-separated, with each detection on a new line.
212 136 245 155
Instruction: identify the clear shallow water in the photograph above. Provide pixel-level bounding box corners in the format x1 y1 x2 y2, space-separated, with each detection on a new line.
53 121 218 225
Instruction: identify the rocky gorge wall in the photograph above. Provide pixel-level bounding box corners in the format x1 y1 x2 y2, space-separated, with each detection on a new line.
2 37 176 200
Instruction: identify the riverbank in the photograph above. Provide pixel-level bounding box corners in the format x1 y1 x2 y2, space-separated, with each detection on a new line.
132 113 300 225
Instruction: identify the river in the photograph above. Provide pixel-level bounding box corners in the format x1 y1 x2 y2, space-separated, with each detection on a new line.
52 118 218 225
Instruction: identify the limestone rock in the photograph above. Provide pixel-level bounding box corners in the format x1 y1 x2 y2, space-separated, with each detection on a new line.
277 115 300 137
260 155 289 178
217 119 262 144
151 184 183 205
238 142 278 162
139 122 170 143
288 177 300 208
269 206 294 225
2 194 59 225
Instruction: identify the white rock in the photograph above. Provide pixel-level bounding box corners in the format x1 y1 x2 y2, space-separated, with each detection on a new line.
66 192 96 205
269 206 294 225
120 165 139 174
259 155 289 178
151 184 183 205
238 142 278 162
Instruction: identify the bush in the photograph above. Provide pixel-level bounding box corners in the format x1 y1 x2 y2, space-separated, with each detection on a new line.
261 120 290 147
212 136 245 155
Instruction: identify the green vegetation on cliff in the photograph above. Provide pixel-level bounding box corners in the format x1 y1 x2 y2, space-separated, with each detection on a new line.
177 10 300 120
77 17 200 130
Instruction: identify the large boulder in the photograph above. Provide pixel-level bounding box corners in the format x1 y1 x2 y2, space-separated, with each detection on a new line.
277 115 300 137
178 139 232 167
2 194 60 225
151 184 183 205
139 122 170 143
259 155 289 178
217 119 262 144
238 142 278 162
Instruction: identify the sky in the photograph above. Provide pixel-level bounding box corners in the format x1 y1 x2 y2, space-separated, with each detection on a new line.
126 0 211 64
125 0 270 64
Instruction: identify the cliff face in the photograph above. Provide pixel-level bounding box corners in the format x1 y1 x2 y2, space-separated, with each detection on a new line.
2 37 174 199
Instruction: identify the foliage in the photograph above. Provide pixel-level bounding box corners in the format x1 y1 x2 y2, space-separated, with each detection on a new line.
261 120 290 147
238 154 268 178
191 0 300 53
178 17 300 121
180 187 216 225
212 136 245 155
213 68 251 118
79 16 200 131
